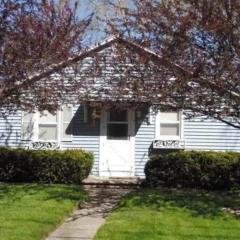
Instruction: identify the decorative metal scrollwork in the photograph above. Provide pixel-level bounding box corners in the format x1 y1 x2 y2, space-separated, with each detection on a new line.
153 140 185 149
28 141 60 150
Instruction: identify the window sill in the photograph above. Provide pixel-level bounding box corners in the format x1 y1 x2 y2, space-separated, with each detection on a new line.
61 139 73 142
21 139 73 142
155 136 182 141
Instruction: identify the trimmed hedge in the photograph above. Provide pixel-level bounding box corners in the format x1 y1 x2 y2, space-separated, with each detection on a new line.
0 147 94 184
145 151 240 190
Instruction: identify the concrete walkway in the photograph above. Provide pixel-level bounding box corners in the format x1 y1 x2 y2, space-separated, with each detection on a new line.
46 178 139 240
46 214 105 240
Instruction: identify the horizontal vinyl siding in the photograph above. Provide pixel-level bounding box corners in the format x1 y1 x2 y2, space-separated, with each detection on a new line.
134 111 155 177
184 116 240 152
134 113 240 177
60 105 100 176
0 106 100 175
0 109 240 177
0 111 22 147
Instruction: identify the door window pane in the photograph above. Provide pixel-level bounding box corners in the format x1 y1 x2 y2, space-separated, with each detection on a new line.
39 125 57 141
107 123 128 140
160 123 179 136
109 110 127 122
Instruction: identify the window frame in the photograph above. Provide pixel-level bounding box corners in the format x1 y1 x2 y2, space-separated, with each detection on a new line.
155 111 183 140
21 105 73 142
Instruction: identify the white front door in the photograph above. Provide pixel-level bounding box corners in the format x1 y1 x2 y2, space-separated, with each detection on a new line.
100 109 135 177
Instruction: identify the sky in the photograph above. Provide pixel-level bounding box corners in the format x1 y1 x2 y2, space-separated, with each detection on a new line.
55 0 131 46
77 0 109 45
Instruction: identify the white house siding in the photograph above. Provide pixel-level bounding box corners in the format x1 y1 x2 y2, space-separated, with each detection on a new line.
134 110 155 177
134 115 240 177
0 111 22 148
184 116 240 152
0 44 239 177
60 105 100 175
0 110 240 177
0 106 100 176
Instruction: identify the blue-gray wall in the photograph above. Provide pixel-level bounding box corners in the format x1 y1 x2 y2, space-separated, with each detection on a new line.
0 108 239 177
0 111 22 148
0 106 100 175
184 116 240 152
60 106 100 175
134 110 155 177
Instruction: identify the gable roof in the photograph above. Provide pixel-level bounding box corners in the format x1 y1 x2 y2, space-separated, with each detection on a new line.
22 36 193 90
17 35 239 101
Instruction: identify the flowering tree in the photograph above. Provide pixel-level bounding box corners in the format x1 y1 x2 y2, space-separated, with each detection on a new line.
104 0 240 128
1 0 239 129
0 0 91 112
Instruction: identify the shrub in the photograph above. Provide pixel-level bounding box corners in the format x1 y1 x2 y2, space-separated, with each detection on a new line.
144 151 240 190
0 147 94 184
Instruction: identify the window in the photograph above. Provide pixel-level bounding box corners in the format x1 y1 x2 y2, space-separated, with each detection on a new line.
21 105 73 142
107 110 128 140
156 111 182 139
22 112 34 140
38 111 58 141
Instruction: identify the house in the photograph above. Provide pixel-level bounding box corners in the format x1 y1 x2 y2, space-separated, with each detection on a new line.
0 36 240 177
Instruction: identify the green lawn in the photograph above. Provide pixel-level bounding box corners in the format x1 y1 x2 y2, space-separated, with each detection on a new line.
0 183 86 240
95 188 240 240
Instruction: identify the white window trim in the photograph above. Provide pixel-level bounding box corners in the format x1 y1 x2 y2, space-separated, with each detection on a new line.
61 105 73 142
155 110 184 140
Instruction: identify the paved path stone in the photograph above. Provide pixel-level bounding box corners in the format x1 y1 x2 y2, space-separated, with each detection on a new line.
46 182 137 240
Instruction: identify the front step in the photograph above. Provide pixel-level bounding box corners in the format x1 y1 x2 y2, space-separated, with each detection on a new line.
80 183 137 217
82 176 143 186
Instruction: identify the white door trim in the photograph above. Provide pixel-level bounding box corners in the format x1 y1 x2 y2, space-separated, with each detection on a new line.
99 109 135 177
99 110 107 176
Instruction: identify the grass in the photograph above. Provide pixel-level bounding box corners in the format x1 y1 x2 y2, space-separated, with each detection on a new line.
95 188 240 240
0 183 86 240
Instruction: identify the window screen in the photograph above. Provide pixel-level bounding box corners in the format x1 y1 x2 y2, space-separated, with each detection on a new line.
160 123 179 136
22 112 34 140
39 111 58 141
39 125 58 141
